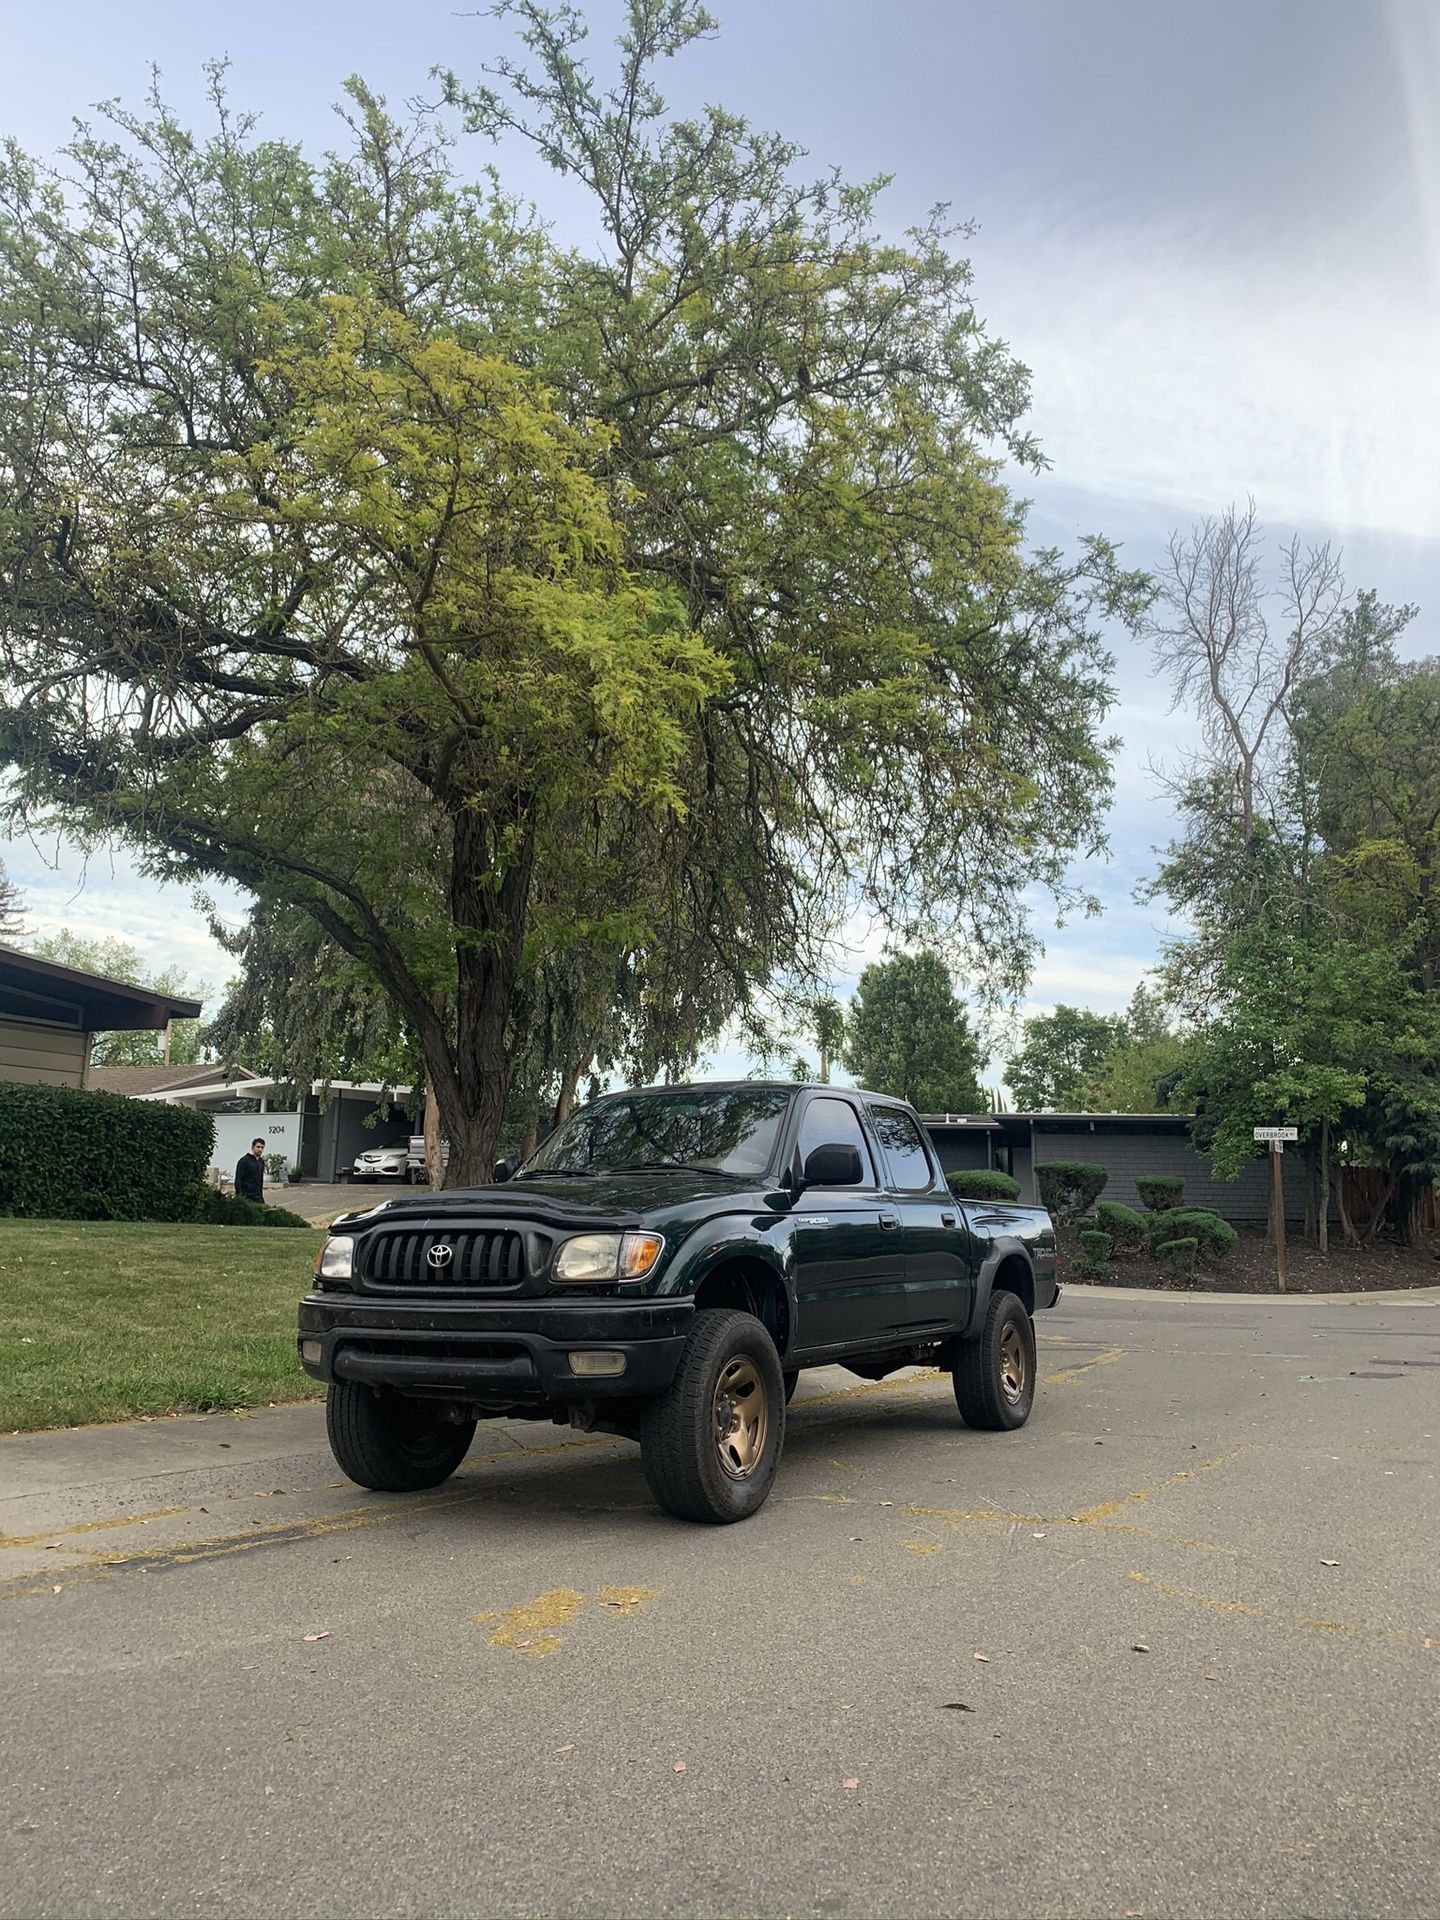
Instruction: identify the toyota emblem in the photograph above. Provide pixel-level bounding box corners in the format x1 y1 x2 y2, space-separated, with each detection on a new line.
426 1242 454 1270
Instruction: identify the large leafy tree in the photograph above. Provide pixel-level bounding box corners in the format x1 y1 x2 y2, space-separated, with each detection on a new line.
0 7 1144 1180
844 952 985 1112
1003 1003 1125 1111
27 930 205 1066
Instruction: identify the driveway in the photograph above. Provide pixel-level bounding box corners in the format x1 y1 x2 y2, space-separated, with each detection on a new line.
1 1286 1436 1918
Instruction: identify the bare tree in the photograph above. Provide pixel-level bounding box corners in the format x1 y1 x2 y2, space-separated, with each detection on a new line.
1147 501 1347 835
0 854 26 941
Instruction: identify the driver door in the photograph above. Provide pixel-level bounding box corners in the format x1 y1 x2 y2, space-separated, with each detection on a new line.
787 1095 904 1354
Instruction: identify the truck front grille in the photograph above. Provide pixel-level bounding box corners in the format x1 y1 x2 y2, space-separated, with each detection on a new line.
361 1228 527 1290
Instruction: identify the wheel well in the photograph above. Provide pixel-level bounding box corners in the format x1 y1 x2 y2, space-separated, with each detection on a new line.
692 1259 791 1357
993 1254 1034 1317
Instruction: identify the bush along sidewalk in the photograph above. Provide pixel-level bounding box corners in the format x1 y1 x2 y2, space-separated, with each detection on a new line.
1035 1162 1108 1221
1136 1174 1184 1213
1095 1200 1149 1256
1077 1229 1111 1278
945 1169 1022 1202
1155 1237 1199 1283
0 1082 212 1221
1146 1207 1237 1262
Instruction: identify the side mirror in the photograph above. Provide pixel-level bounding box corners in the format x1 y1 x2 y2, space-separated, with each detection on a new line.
800 1142 863 1189
493 1156 518 1183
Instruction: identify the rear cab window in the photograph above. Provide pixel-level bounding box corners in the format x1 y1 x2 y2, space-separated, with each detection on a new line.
866 1104 937 1191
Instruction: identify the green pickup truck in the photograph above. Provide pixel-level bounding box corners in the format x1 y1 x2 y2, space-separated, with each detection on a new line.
299 1081 1058 1523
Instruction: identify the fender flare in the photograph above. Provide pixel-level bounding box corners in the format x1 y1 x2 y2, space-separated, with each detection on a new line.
963 1239 1037 1340
659 1231 799 1357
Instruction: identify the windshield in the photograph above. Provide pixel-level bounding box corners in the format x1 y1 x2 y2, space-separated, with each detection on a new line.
521 1086 793 1179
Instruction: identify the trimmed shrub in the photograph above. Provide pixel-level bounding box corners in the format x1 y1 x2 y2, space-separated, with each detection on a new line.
1155 1236 1198 1282
1136 1174 1184 1213
1095 1200 1149 1256
0 1082 213 1222
1076 1229 1111 1278
194 1189 311 1230
1148 1207 1237 1261
945 1169 1022 1203
1035 1161 1108 1221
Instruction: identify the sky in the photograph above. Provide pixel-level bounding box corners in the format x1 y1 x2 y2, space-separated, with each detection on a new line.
2 0 1438 1081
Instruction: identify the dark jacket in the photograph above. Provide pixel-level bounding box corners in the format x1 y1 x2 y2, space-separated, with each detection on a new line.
234 1152 265 1204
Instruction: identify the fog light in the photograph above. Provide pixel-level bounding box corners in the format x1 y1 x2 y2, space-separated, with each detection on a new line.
300 1339 323 1366
568 1351 627 1377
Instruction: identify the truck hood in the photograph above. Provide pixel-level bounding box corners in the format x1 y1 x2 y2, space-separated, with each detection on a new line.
334 1170 782 1233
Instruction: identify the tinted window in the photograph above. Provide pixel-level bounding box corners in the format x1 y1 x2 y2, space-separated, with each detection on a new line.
868 1106 935 1190
522 1086 791 1178
796 1097 874 1185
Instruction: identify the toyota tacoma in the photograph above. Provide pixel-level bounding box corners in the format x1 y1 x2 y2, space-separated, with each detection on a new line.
299 1081 1058 1523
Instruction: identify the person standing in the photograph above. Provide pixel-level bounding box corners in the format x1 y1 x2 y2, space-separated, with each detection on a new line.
234 1137 266 1204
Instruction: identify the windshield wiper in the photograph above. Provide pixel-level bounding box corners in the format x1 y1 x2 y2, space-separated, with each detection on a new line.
620 1161 740 1176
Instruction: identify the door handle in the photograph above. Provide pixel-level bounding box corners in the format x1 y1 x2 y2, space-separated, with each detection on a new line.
878 1210 900 1231
941 1212 957 1227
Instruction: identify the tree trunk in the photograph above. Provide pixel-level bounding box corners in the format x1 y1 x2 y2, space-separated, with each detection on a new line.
1303 1140 1317 1244
1318 1117 1329 1256
1336 1164 1358 1246
423 1082 444 1189
1395 1171 1425 1248
1358 1172 1398 1248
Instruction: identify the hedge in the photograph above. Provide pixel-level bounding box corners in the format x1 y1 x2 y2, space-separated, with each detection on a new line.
1095 1200 1149 1256
945 1169 1022 1202
0 1082 214 1222
1076 1229 1111 1277
195 1189 310 1230
1148 1207 1237 1261
1035 1161 1108 1221
1136 1174 1184 1213
1156 1236 1198 1282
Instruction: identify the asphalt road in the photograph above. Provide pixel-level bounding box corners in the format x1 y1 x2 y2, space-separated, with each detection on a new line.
2 1285 1437 1919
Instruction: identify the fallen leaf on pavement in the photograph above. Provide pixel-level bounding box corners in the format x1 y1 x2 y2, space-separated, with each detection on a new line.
50 1585 61 1595
879 1501 894 1507
842 1779 859 1791
264 1786 274 1797
1205 1673 1219 1682
1132 1643 1151 1654
1032 1532 1047 1539
302 1632 329 1643
973 1652 989 1663
1319 1559 1339 1568
673 1761 687 1774
941 1702 974 1712
557 1745 575 1755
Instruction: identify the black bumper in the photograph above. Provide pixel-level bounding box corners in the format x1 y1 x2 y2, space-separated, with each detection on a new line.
297 1291 693 1404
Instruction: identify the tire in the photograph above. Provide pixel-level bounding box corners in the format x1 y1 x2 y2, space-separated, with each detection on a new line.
640 1309 786 1523
782 1370 799 1405
952 1289 1036 1431
326 1381 476 1492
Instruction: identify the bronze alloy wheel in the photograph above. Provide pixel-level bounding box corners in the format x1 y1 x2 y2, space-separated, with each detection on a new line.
998 1319 1027 1404
713 1354 769 1479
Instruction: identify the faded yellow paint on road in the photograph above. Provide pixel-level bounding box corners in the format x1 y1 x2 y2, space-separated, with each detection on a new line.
1127 1569 1435 1650
476 1584 658 1656
1046 1348 1127 1387
0 1506 189 1552
1068 1444 1250 1527
901 1540 940 1556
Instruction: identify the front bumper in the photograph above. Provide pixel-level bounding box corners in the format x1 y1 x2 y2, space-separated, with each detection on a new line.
297 1291 692 1404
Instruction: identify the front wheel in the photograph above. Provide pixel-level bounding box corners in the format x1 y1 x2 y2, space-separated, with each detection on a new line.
640 1309 785 1523
326 1381 476 1491
951 1290 1036 1431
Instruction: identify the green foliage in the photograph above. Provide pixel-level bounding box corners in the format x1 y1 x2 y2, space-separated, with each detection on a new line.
1005 1005 1126 1111
0 1084 213 1222
945 1169 1022 1202
27 930 205 1067
1076 1229 1111 1277
1155 1237 1198 1282
263 1152 290 1183
194 1190 309 1230
1086 1033 1188 1113
1136 1175 1184 1213
0 17 1147 1183
1035 1161 1108 1220
845 953 986 1113
1095 1200 1149 1255
1147 1207 1237 1260
0 853 25 938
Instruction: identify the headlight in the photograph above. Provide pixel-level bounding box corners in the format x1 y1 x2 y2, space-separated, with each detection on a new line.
316 1235 355 1281
553 1231 665 1283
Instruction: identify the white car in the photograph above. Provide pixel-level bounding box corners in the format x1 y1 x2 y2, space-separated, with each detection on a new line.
350 1141 410 1182
405 1134 450 1184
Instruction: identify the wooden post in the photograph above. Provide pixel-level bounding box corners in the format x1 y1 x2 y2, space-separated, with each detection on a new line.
1271 1143 1287 1292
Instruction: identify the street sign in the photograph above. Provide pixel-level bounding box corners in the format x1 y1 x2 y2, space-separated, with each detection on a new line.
1253 1126 1299 1143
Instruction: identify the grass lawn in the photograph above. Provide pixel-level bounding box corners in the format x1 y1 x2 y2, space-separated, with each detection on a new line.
0 1218 326 1432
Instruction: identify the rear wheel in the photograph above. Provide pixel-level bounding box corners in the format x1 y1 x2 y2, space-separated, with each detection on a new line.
326 1381 476 1491
640 1309 785 1523
952 1289 1035 1431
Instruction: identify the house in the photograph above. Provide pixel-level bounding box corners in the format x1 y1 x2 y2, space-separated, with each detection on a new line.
921 1109 1309 1224
0 945 202 1089
130 1073 419 1183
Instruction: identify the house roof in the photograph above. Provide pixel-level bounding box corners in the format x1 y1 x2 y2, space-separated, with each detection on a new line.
925 1110 1192 1132
0 944 203 1030
88 1063 259 1098
136 1075 409 1104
